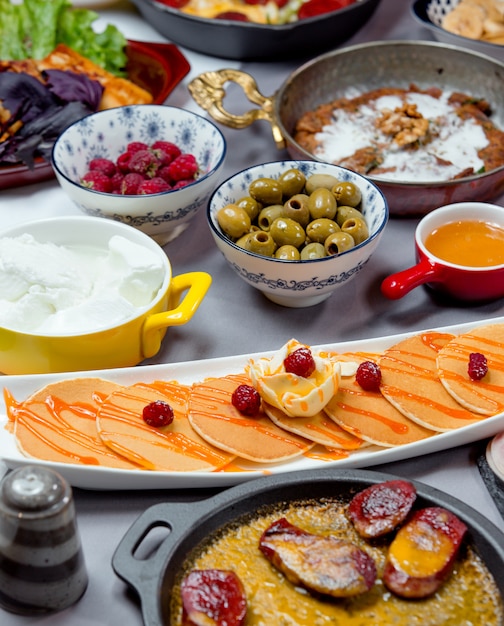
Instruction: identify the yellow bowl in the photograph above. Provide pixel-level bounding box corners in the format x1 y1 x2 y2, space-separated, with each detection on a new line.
0 216 211 374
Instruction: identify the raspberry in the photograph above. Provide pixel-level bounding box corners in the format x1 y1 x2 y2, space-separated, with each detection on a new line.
142 401 174 427
80 170 112 192
138 177 171 195
232 384 261 416
165 153 199 182
127 141 149 154
121 172 145 195
80 141 196 195
355 361 382 391
89 157 116 177
117 151 133 174
468 352 488 381
128 149 161 178
284 347 316 378
151 141 181 165
109 171 124 192
157 164 174 184
172 178 196 189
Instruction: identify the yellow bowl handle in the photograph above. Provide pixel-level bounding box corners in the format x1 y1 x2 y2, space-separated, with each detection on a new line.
141 272 212 358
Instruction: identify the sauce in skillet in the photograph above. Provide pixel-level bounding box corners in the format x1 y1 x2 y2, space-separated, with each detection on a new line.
170 498 503 625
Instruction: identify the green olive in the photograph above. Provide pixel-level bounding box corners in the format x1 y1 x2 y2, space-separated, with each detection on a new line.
306 218 340 243
336 205 363 227
300 242 327 260
216 204 251 239
236 196 262 221
235 232 254 249
308 188 337 220
244 231 277 257
270 217 306 248
249 177 283 205
305 173 341 195
275 245 301 261
324 232 355 256
341 216 369 245
258 204 285 230
283 194 310 227
279 168 306 197
332 181 362 208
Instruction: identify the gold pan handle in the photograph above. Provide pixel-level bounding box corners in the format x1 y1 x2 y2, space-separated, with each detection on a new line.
188 69 286 149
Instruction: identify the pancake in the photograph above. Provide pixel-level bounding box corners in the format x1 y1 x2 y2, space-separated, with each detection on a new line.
379 332 483 431
263 401 364 450
8 378 138 468
323 353 434 447
188 373 314 463
436 324 504 416
96 380 235 472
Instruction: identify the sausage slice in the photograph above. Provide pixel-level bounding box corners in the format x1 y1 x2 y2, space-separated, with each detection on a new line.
383 506 467 598
347 479 417 538
181 569 247 626
259 517 376 597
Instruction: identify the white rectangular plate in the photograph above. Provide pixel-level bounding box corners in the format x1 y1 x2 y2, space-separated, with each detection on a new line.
1 317 504 490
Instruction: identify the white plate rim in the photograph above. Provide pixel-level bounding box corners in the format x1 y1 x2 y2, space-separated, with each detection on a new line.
2 316 504 490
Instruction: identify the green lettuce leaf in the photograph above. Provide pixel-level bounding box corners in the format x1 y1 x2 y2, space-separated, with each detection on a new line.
0 0 127 75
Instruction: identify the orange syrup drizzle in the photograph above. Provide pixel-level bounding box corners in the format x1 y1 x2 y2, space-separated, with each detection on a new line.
381 384 482 421
97 388 233 466
304 447 350 461
335 401 409 434
301 420 363 449
8 397 113 465
190 385 310 450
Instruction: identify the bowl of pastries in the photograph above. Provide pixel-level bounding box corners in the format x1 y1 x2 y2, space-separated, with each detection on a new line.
412 0 504 59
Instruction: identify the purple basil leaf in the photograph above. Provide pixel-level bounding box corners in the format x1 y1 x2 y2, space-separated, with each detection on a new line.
10 101 93 169
0 71 56 125
43 69 104 109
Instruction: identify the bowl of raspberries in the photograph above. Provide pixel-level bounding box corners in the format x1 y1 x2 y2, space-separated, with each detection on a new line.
52 105 227 244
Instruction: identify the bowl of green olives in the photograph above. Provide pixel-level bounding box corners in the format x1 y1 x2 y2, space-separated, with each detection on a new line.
208 160 388 307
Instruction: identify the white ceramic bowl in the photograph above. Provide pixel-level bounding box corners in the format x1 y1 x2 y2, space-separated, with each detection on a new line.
208 160 388 308
412 0 504 60
52 105 227 245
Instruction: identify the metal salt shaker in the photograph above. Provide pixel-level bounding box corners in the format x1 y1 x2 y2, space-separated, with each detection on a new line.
0 465 88 614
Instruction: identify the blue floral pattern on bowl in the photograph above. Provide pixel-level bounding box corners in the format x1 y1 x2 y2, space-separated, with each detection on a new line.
52 105 226 245
208 160 388 307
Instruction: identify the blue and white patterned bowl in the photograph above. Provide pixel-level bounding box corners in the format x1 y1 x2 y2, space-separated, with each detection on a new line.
52 105 227 245
208 160 388 308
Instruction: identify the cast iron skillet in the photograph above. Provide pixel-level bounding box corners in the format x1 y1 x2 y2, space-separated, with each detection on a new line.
112 468 504 626
131 0 382 61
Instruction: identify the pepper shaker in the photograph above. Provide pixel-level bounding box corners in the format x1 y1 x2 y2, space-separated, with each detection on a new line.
0 465 88 614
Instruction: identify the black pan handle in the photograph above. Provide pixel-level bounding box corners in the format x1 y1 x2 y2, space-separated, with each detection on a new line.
112 501 201 624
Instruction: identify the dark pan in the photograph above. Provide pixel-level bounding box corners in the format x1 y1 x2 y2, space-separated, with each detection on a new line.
131 0 382 61
189 40 504 216
112 467 504 626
